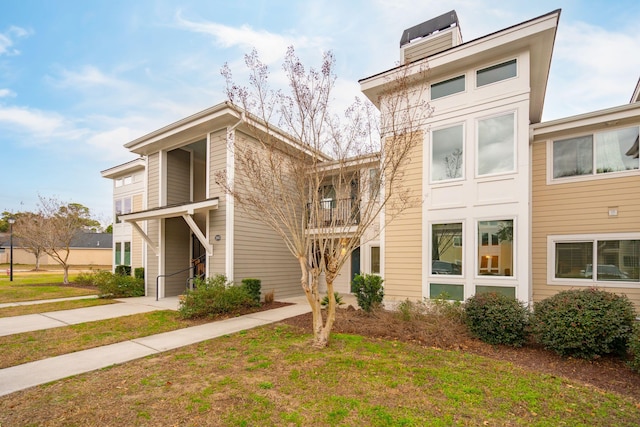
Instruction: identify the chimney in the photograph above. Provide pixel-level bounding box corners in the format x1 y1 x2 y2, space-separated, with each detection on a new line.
400 10 462 64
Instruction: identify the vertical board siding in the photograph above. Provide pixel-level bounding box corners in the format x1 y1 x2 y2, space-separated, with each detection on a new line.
384 133 423 301
163 217 190 296
167 149 191 205
531 141 640 309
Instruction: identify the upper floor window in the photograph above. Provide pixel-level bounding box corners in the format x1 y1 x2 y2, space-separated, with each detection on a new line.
115 197 132 223
115 175 133 188
476 59 517 87
431 75 465 100
431 124 464 182
369 168 380 200
477 112 515 176
553 126 639 179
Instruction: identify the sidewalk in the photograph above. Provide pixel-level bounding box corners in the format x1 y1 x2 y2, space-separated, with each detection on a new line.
0 296 312 397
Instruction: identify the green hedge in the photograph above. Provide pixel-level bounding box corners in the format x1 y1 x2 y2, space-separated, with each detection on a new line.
532 288 635 359
93 271 144 298
179 274 259 319
464 292 529 347
241 278 261 303
629 323 640 373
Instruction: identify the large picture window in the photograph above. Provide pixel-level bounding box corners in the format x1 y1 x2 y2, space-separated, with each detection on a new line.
552 237 639 283
431 124 464 182
477 220 513 276
477 113 515 176
552 126 639 179
431 223 462 275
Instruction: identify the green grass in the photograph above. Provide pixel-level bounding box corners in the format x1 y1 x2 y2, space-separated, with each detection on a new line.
0 272 99 303
0 298 115 317
0 310 205 368
1 325 637 426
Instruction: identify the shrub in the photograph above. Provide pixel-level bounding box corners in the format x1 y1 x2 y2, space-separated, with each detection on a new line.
74 271 97 286
351 274 384 313
241 278 261 303
629 323 640 373
532 288 636 359
93 270 145 298
134 267 145 280
115 265 132 276
179 274 259 319
321 292 344 307
264 290 275 304
464 292 529 347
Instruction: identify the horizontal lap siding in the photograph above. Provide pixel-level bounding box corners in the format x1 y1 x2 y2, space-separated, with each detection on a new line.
384 135 423 301
132 194 144 270
531 141 640 309
209 130 227 276
146 153 160 297
232 132 301 298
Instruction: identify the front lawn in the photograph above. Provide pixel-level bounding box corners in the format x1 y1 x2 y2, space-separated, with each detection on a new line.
1 325 638 426
0 272 99 303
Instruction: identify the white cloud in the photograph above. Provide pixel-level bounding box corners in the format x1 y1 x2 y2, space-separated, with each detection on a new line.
0 26 31 56
0 89 15 98
53 65 128 90
175 11 327 64
0 106 68 138
86 126 140 162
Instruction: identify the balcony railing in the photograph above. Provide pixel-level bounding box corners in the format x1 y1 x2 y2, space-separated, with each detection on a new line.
307 198 360 228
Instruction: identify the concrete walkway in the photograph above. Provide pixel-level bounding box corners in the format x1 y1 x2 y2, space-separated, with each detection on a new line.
0 296 312 397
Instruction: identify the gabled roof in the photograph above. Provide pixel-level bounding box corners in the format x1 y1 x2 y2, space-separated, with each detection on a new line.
360 9 561 124
101 158 145 179
0 232 112 249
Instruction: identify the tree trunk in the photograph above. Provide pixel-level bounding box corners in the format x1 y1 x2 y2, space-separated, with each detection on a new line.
34 251 41 271
312 274 337 348
63 265 69 284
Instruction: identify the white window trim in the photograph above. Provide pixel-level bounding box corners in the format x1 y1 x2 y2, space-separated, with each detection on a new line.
475 58 518 89
546 126 640 185
474 217 516 280
429 220 465 278
365 242 381 275
475 110 517 178
547 232 640 288
430 122 466 185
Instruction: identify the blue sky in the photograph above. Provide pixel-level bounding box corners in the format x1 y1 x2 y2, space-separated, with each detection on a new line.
1 0 639 224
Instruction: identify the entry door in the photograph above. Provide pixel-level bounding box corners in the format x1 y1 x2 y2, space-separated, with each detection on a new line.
350 246 361 292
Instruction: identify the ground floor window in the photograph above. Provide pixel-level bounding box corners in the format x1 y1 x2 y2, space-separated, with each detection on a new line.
430 283 464 301
115 241 131 266
431 223 463 275
477 220 513 277
475 285 515 299
551 235 639 283
370 246 380 274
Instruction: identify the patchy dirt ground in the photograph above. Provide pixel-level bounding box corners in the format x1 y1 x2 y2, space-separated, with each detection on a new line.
281 305 640 402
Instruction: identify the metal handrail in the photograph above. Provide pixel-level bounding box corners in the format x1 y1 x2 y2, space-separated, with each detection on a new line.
155 254 206 301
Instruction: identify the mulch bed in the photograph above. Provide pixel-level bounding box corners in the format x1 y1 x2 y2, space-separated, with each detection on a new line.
281 306 640 402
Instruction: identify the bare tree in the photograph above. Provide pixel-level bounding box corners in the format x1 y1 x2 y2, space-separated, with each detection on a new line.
13 212 47 271
216 47 430 347
37 197 97 284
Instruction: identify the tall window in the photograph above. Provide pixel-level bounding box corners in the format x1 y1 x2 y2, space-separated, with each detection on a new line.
432 223 462 275
370 246 380 274
476 59 517 87
115 241 132 266
115 197 132 223
553 237 639 283
477 220 513 276
431 75 465 100
369 168 380 200
553 126 639 179
431 124 464 182
477 113 515 176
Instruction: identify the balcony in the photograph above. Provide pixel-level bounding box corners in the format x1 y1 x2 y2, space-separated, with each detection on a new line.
307 198 360 228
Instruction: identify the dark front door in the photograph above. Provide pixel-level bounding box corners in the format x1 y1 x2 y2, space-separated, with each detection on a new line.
350 246 360 292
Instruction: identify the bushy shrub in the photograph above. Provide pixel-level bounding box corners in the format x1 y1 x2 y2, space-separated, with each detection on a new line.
134 267 145 280
351 274 384 313
93 270 145 298
74 271 97 286
628 323 640 373
321 292 344 307
179 274 259 319
241 278 261 303
464 292 529 347
115 265 132 276
532 288 636 359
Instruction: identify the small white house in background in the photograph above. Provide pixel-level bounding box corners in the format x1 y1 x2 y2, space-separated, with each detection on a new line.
100 158 146 273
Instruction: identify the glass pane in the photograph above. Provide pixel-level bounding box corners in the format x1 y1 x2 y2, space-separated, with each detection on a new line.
124 242 131 266
432 223 462 275
596 240 639 282
477 59 517 87
431 124 464 182
478 220 513 276
555 242 592 279
371 246 380 274
115 199 122 223
123 198 132 214
431 75 465 100
595 127 639 174
123 176 132 185
430 283 464 301
115 242 122 265
475 286 516 299
478 113 515 175
553 135 593 178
